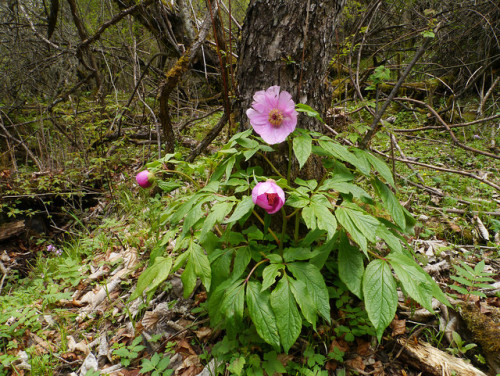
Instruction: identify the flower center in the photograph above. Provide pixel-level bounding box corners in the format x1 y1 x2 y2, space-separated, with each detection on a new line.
268 109 284 127
266 193 278 206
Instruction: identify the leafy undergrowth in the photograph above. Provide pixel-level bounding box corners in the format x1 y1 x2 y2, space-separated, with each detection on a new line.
1 103 500 376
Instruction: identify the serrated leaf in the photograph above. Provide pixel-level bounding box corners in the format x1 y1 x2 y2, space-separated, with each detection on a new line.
287 262 330 323
293 133 312 169
372 179 405 230
129 256 172 301
289 278 317 329
270 276 302 352
338 233 364 298
246 281 280 349
363 259 397 341
225 195 254 224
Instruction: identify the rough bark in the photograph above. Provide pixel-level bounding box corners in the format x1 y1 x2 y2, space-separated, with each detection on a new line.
236 0 345 179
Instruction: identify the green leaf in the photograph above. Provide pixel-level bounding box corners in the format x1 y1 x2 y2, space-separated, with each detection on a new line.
338 233 364 299
270 276 302 352
287 262 331 323
336 205 379 253
181 260 197 299
289 277 317 329
302 195 337 240
200 201 235 242
320 180 371 200
318 140 369 175
157 180 183 193
190 242 211 292
262 264 284 291
364 151 395 188
228 356 246 376
293 133 313 169
129 256 172 301
225 195 254 224
295 103 324 123
233 246 252 279
283 247 319 262
363 259 397 341
246 281 281 349
376 225 403 253
387 252 434 312
372 179 405 230
221 279 246 336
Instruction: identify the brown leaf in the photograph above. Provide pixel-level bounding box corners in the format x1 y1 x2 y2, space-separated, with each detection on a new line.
356 338 372 356
176 355 203 376
194 326 212 341
325 360 337 371
372 360 384 376
390 317 406 337
346 356 365 371
329 338 350 353
176 339 197 357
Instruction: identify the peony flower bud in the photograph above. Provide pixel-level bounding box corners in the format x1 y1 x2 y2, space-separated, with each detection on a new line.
136 170 154 188
252 179 285 214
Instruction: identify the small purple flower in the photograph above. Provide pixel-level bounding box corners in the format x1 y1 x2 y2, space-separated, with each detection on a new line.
252 180 285 214
246 86 298 145
136 170 154 188
47 244 63 256
473 134 481 140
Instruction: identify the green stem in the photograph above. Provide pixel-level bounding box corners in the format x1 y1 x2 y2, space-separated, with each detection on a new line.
252 209 280 245
257 152 284 179
294 209 300 243
287 139 292 183
164 169 200 189
280 206 287 252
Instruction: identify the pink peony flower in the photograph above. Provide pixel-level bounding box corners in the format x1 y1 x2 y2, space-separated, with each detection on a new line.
252 179 285 214
246 86 298 144
136 170 154 188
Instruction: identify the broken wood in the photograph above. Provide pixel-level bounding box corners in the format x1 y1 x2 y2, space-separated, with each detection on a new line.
0 220 25 242
396 337 488 376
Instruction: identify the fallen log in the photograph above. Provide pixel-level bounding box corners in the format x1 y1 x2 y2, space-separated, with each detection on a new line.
396 337 488 376
0 220 25 242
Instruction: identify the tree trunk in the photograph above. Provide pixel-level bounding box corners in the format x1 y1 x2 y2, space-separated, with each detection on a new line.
236 0 345 179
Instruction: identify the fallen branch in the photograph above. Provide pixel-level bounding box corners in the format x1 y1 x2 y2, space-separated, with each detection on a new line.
425 206 500 217
396 337 488 376
393 113 500 133
373 149 500 191
394 97 499 160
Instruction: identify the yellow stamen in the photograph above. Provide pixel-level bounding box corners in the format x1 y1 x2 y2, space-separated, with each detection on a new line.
268 109 284 127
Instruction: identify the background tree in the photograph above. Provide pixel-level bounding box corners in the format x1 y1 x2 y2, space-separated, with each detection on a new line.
236 0 346 179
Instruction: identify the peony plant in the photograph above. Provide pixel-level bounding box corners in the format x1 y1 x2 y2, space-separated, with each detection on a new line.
134 87 450 354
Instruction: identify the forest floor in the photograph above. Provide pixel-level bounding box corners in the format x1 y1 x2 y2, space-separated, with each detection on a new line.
0 101 499 376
